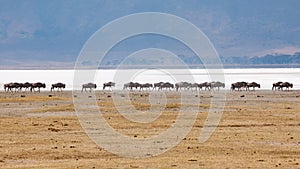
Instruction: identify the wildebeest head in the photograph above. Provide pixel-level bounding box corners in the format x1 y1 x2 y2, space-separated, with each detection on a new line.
231 83 235 90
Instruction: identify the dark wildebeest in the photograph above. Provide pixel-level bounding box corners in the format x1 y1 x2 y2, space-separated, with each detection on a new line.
210 81 225 91
4 83 13 92
197 82 209 90
21 82 32 91
231 82 247 91
123 82 140 91
175 82 191 91
51 83 66 92
278 82 293 91
153 82 164 90
160 82 174 91
3 83 10 92
4 82 22 92
127 82 141 90
246 82 260 91
82 83 97 92
103 82 115 90
132 82 141 90
272 81 283 90
140 83 153 91
30 82 46 92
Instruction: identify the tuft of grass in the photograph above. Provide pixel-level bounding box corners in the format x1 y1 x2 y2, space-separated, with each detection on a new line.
165 103 181 109
199 104 211 109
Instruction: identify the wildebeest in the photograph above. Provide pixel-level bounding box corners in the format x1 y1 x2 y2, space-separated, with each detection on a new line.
140 83 153 91
246 82 260 91
210 81 225 91
160 82 174 90
4 82 22 92
278 82 293 91
132 82 141 90
123 82 141 90
51 82 66 92
175 82 191 91
103 82 115 90
189 83 199 91
272 81 283 90
231 81 247 91
30 82 46 92
123 82 131 90
82 83 97 92
3 83 10 92
153 82 164 90
197 82 210 90
21 82 32 91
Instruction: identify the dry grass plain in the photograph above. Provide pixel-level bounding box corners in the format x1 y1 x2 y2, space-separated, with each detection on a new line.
0 90 300 168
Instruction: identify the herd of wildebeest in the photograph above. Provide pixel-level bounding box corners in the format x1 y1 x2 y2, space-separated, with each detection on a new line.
2 81 294 92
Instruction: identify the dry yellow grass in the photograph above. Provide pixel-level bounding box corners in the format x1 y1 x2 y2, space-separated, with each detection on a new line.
132 102 151 110
27 104 75 113
0 91 300 168
165 103 181 109
0 96 71 102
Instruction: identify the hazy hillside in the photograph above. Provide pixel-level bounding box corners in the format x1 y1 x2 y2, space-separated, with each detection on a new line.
95 52 300 69
1 0 300 69
221 52 300 68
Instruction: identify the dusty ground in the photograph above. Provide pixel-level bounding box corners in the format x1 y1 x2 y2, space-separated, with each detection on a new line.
0 90 300 168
